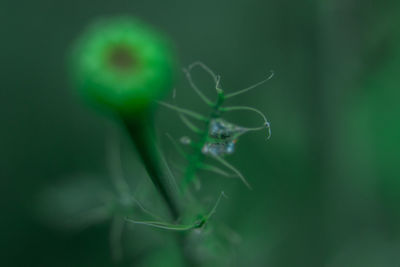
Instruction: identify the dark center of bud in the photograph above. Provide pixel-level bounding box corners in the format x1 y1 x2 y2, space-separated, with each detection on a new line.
108 45 136 71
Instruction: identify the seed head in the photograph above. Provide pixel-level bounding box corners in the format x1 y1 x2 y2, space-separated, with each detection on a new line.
71 17 176 114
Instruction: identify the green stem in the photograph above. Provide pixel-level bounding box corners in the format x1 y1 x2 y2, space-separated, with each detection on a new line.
122 115 179 220
122 83 227 265
183 91 225 188
122 114 200 266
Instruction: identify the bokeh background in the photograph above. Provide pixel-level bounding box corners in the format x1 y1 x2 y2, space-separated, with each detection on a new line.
2 0 400 266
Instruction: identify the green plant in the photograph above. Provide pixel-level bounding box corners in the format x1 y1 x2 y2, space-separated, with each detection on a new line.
157 62 273 191
40 16 273 266
71 16 179 219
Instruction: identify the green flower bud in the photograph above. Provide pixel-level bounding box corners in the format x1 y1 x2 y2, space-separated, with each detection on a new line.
71 17 176 114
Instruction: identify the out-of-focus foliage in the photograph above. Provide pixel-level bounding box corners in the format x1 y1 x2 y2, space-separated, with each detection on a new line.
2 0 400 266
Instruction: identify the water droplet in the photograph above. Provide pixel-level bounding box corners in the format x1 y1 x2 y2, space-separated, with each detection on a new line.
209 119 245 140
202 140 236 156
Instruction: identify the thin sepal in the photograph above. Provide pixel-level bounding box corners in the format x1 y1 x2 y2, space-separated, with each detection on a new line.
213 155 252 190
225 71 274 98
158 101 208 121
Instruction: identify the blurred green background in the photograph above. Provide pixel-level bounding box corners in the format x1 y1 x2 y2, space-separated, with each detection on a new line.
2 0 400 266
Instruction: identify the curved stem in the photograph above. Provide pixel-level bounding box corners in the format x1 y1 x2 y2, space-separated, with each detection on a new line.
122 115 202 266
122 116 179 220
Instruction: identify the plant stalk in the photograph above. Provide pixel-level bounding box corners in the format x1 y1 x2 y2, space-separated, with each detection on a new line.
122 115 179 220
122 114 201 266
